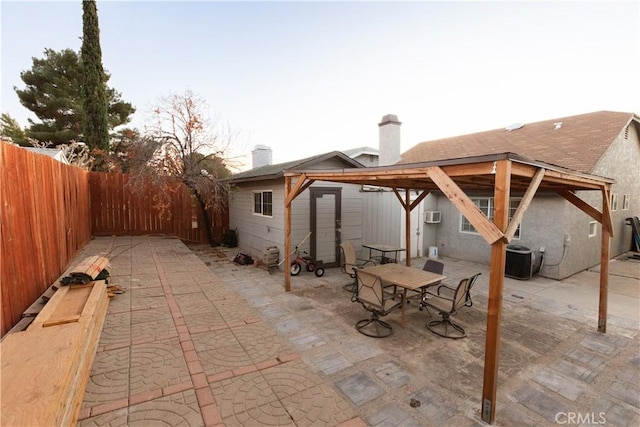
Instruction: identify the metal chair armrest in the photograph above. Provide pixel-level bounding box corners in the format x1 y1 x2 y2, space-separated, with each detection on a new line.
423 289 455 304
436 283 457 296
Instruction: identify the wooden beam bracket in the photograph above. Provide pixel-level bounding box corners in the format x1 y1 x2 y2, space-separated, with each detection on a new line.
427 166 504 244
505 168 545 241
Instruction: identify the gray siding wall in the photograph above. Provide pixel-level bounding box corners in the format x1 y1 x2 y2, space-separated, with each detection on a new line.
352 153 378 167
229 176 365 268
228 178 285 259
362 191 402 251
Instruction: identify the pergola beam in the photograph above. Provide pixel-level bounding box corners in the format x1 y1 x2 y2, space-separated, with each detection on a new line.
427 166 505 244
285 174 314 207
280 154 614 426
505 168 545 242
392 188 406 208
557 189 602 225
600 187 614 237
410 190 430 210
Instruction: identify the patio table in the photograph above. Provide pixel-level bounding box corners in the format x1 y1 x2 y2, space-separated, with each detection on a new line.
362 243 406 264
364 263 445 327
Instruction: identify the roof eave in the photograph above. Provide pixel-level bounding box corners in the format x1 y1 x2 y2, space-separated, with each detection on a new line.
229 151 364 184
229 172 284 184
284 152 615 192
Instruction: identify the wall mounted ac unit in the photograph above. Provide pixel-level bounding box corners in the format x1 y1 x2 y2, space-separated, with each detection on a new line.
424 211 441 223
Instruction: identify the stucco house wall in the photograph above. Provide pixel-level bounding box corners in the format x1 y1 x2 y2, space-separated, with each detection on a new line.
422 118 639 280
589 122 640 255
427 190 596 280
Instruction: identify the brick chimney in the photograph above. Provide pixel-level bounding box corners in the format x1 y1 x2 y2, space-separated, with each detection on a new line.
378 114 401 166
252 145 272 169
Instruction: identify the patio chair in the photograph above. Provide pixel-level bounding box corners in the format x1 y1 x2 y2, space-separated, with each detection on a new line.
421 273 480 339
418 259 444 310
353 269 402 338
403 259 445 309
340 242 375 293
461 272 481 307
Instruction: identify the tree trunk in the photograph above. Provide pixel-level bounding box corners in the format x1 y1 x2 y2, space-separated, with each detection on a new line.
191 188 214 246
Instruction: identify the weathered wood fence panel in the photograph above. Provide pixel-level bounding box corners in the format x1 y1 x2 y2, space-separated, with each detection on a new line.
1 142 229 337
1 142 91 336
88 172 228 245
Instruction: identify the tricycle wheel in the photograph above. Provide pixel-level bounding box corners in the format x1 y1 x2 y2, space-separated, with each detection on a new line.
306 263 315 272
315 267 325 277
290 262 301 276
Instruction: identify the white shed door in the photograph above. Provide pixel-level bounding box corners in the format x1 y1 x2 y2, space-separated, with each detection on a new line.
310 187 341 267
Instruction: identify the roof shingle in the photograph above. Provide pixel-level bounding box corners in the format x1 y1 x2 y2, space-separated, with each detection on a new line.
399 111 636 173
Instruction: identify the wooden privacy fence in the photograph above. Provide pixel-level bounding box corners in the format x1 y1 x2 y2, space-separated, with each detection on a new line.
89 172 228 245
1 142 91 336
1 142 229 337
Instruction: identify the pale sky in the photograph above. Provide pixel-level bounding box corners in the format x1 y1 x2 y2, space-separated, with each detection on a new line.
2 1 639 171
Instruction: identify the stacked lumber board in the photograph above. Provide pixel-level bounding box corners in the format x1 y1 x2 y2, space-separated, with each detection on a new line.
7 256 110 334
0 280 108 426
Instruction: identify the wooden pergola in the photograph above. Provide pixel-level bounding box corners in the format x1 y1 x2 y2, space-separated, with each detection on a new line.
282 152 614 424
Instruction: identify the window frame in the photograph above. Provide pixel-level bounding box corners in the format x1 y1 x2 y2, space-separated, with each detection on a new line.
588 220 598 238
622 194 630 210
252 190 273 217
611 193 618 211
459 197 521 239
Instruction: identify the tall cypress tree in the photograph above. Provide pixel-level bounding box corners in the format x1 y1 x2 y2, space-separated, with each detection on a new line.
81 0 109 150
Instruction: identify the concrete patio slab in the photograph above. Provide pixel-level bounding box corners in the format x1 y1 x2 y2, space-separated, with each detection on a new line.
335 372 385 407
72 236 639 426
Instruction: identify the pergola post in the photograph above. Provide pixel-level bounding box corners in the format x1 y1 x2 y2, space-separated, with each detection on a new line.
405 189 411 265
598 228 610 332
284 176 292 292
598 188 612 332
481 160 511 424
280 155 614 425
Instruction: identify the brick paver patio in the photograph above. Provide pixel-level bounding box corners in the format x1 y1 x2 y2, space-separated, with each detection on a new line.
76 236 639 427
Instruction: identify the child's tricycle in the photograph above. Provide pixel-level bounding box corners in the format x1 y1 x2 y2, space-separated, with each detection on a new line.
290 245 324 277
287 232 324 277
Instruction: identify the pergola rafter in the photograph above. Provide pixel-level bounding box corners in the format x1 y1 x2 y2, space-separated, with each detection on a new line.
282 152 614 424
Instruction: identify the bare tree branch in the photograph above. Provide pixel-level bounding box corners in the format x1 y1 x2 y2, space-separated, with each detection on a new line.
128 90 235 245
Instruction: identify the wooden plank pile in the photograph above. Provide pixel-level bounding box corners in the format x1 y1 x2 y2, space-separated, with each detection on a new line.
0 257 109 426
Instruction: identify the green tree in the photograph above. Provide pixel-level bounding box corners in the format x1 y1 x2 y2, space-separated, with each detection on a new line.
81 0 109 150
107 128 161 173
0 113 28 146
14 49 134 146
